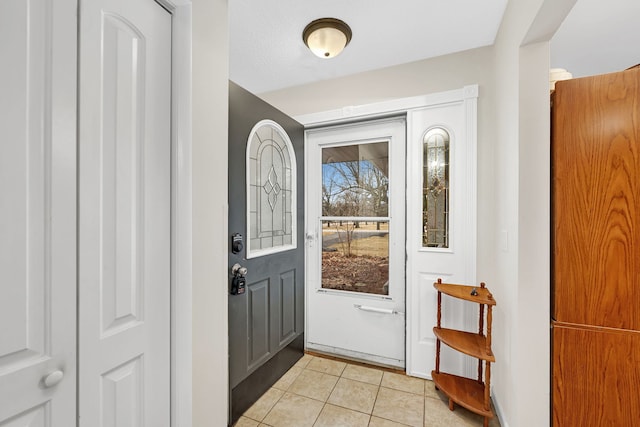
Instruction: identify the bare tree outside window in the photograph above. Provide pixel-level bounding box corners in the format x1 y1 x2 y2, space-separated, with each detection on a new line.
321 142 390 295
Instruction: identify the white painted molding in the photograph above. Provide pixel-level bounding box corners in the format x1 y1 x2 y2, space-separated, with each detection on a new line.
462 87 479 376
463 84 479 99
492 388 510 427
464 91 478 288
167 2 192 427
296 86 478 127
156 0 175 12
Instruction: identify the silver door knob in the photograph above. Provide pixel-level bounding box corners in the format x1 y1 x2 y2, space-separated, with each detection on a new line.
42 370 64 388
231 263 247 276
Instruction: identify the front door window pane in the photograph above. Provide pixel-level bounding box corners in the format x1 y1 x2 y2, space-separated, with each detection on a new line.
246 120 296 258
322 142 388 217
321 142 389 295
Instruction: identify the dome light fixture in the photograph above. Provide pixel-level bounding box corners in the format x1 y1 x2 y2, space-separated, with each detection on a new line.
302 18 352 59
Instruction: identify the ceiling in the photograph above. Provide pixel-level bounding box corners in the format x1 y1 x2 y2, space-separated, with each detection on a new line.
229 0 639 96
229 0 508 94
550 0 640 79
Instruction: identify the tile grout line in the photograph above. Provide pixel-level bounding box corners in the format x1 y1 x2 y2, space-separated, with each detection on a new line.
310 360 343 427
316 365 334 427
245 354 452 427
366 378 382 427
250 387 285 425
311 358 381 426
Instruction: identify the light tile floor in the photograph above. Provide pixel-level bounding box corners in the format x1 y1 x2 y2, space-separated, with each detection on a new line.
235 354 501 427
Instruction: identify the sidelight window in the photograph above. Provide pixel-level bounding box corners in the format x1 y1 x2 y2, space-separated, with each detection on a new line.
422 127 450 248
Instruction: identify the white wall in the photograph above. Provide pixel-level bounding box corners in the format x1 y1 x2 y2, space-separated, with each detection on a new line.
261 46 496 117
491 1 539 423
492 0 574 425
192 0 229 425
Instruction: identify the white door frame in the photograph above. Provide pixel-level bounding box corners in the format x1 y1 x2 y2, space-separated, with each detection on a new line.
160 1 192 426
297 85 478 376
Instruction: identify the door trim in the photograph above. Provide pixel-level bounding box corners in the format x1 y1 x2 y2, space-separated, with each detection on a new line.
163 2 193 426
297 86 477 128
297 85 478 376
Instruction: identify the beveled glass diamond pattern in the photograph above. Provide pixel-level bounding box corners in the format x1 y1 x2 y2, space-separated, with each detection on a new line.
247 120 297 256
263 165 281 210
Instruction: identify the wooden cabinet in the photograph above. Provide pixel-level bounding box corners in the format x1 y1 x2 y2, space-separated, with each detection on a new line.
431 279 496 427
553 323 640 425
553 68 640 331
552 67 640 426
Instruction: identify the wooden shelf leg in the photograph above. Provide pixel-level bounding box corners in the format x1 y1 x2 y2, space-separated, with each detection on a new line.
448 398 454 411
483 417 489 427
486 302 493 354
478 300 485 382
484 362 491 412
436 289 442 328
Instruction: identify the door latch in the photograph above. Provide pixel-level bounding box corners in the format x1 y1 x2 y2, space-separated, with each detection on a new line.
231 233 243 254
230 263 248 295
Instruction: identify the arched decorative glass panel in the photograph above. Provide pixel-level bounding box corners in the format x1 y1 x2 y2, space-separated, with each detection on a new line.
246 120 297 258
422 127 450 248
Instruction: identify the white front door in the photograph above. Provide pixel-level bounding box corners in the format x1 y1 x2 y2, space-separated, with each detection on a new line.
306 118 406 367
78 0 172 425
0 0 77 424
406 97 478 379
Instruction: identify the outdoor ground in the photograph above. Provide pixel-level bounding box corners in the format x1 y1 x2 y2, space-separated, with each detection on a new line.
321 222 389 295
322 252 389 295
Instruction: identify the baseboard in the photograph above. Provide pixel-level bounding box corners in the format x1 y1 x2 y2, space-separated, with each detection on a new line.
491 388 509 427
229 334 304 425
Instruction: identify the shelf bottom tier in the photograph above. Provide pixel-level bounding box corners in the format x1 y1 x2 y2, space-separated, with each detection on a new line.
431 371 494 419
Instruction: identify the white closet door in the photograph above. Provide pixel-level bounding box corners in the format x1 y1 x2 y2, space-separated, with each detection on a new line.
78 0 172 425
0 0 77 425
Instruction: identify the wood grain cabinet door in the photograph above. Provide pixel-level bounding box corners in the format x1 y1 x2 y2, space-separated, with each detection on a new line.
552 68 640 330
553 323 640 426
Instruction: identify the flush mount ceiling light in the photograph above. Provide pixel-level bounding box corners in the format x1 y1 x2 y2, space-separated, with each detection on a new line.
302 18 352 59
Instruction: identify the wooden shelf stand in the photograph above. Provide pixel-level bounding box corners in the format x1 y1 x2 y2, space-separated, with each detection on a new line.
432 278 496 427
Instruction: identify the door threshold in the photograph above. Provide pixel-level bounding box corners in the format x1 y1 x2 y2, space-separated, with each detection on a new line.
305 349 406 375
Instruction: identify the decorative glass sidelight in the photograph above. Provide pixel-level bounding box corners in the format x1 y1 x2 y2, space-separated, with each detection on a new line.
422 127 450 248
246 120 296 258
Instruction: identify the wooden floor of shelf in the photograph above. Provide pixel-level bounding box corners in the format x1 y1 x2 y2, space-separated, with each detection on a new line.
431 371 494 418
433 327 495 362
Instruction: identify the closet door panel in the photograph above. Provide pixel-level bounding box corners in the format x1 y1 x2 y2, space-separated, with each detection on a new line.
553 323 640 426
0 0 77 424
552 69 640 329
